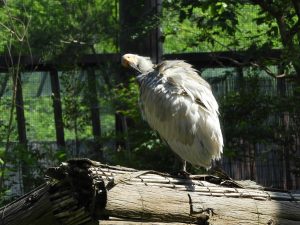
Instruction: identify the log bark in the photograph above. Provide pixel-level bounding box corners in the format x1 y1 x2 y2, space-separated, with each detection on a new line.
0 184 59 225
0 158 300 225
0 182 97 225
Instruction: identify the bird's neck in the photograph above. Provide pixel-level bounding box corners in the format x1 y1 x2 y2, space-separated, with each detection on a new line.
138 58 155 73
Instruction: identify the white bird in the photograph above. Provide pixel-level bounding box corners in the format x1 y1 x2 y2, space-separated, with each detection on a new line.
121 53 223 170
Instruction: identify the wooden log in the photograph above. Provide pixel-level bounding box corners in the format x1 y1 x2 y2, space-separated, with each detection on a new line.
58 159 300 225
0 184 59 225
0 181 97 225
101 219 191 225
103 182 300 225
0 159 299 225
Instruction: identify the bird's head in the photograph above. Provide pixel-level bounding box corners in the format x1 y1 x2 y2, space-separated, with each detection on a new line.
121 54 154 74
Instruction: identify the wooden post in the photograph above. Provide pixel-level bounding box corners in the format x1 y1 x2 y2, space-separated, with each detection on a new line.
13 71 32 194
145 0 163 64
119 0 162 62
235 67 244 92
277 65 292 189
36 72 47 97
86 67 102 159
15 72 27 144
50 68 65 148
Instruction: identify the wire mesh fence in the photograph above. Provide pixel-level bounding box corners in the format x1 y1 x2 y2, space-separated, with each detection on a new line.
202 66 300 189
0 56 299 200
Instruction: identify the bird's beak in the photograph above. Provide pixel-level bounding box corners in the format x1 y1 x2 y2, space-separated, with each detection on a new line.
121 57 142 73
128 62 142 73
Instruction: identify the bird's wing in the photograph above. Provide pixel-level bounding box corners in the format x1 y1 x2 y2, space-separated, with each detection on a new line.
157 60 219 114
139 61 223 168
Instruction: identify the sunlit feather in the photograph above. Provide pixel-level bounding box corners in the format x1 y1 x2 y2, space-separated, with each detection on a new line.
122 54 223 168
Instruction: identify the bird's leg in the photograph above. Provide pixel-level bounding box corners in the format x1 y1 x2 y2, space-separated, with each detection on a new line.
176 160 190 178
170 159 190 177
182 160 187 172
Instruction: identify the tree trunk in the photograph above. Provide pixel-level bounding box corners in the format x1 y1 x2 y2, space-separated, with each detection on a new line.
1 159 300 225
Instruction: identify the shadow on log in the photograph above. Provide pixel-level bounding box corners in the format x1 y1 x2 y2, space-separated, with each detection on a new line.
0 158 300 225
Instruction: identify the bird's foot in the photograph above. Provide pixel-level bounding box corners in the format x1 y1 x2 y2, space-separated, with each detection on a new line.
170 169 191 178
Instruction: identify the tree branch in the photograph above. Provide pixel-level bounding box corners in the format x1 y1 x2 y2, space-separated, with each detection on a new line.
249 0 281 18
249 0 292 44
292 0 300 19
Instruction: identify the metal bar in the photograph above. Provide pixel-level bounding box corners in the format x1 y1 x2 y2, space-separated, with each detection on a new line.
50 69 65 147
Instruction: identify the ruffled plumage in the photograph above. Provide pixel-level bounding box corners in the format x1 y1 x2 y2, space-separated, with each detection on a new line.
122 54 223 168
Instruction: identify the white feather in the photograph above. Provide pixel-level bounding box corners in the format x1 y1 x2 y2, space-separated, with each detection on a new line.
131 55 223 169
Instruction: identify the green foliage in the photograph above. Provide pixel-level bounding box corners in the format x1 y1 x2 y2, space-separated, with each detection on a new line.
0 0 118 57
163 0 300 79
163 1 282 53
0 0 120 203
0 142 68 206
60 70 92 143
24 97 56 140
112 77 141 120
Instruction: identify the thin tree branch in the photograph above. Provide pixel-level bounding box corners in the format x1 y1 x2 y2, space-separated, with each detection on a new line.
211 54 287 78
0 1 32 192
249 0 281 18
